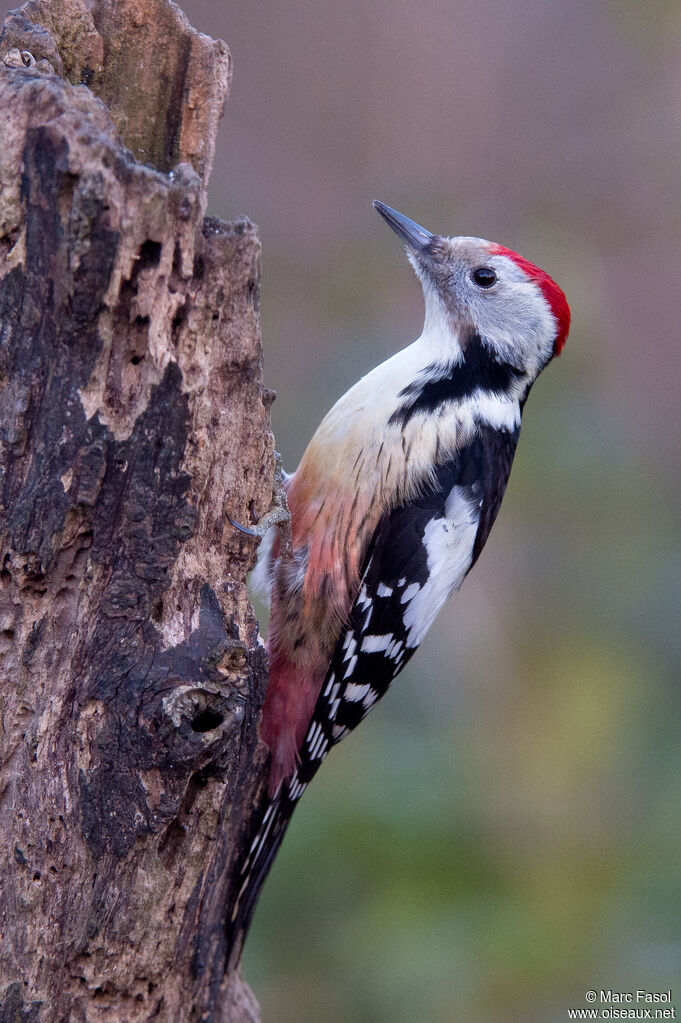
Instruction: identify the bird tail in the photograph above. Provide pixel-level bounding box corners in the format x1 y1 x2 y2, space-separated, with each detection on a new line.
226 787 297 965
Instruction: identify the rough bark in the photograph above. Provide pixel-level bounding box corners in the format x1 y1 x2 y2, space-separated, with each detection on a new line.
0 1 273 1020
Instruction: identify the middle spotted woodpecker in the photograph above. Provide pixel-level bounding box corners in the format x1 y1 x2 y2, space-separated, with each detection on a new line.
229 200 570 950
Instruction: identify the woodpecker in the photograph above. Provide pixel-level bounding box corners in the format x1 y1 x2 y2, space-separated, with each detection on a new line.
230 201 570 951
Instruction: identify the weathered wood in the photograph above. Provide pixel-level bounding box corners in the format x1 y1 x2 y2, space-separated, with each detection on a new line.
0 1 272 1019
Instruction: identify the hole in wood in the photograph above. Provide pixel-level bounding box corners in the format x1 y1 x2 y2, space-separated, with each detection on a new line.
191 709 224 733
138 239 162 268
171 304 187 340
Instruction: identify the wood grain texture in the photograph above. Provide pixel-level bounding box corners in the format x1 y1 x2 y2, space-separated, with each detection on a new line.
0 2 271 1019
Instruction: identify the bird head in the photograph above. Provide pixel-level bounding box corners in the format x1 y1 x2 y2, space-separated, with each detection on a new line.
373 201 570 380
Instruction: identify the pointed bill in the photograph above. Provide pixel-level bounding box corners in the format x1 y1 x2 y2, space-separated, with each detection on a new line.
372 201 435 254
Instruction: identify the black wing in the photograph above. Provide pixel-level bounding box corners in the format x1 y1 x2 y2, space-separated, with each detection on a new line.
228 423 519 955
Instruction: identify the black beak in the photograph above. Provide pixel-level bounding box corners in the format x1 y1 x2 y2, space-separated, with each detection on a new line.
372 200 434 254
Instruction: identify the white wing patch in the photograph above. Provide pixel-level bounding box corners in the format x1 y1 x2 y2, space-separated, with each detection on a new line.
402 484 480 647
344 682 371 702
360 633 394 653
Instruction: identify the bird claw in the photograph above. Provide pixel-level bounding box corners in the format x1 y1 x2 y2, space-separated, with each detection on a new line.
227 452 293 559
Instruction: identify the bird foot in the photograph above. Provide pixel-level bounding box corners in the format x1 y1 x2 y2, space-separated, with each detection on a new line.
227 452 292 559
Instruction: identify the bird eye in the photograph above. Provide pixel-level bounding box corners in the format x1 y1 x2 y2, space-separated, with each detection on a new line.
472 267 497 288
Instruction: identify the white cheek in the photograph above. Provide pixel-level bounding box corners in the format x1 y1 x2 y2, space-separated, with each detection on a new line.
470 280 556 371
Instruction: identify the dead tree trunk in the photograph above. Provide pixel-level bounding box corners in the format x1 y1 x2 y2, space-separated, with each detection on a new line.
0 1 274 1019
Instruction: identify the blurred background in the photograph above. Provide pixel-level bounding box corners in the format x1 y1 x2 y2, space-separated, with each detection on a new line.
10 0 681 1018
188 2 681 1021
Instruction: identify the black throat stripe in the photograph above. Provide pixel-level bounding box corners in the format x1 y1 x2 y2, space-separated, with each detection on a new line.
389 333 525 427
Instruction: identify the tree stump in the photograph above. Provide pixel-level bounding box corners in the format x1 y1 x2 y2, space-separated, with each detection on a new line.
0 1 273 1019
